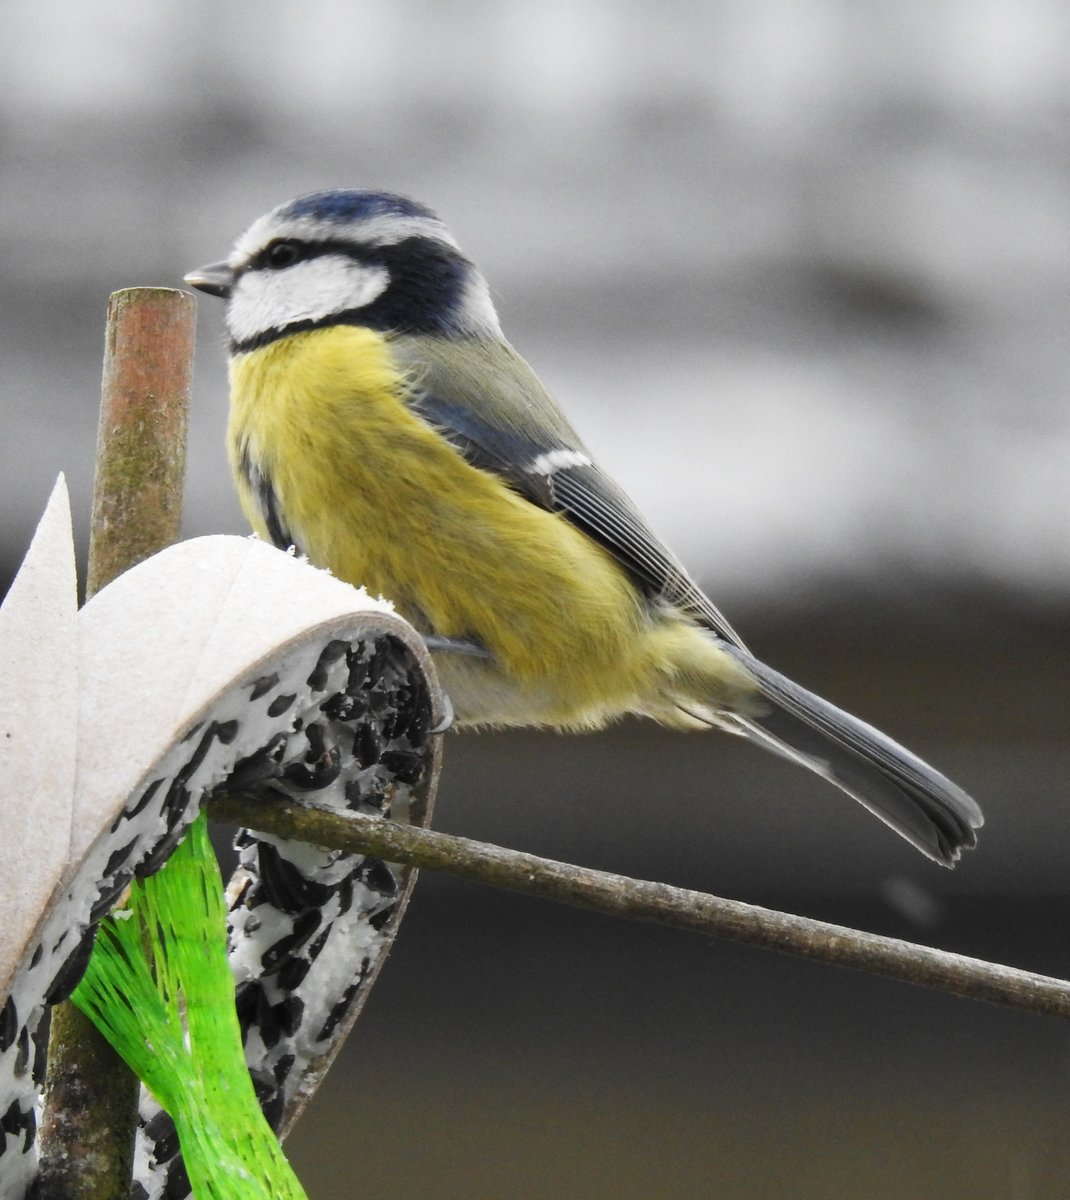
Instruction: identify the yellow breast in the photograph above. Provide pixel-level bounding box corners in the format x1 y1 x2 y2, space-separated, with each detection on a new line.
227 328 667 721
227 327 755 728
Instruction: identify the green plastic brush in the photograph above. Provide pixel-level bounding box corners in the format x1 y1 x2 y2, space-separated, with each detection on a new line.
72 813 307 1200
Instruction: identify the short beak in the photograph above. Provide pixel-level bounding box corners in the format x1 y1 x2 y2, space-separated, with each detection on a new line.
184 261 235 299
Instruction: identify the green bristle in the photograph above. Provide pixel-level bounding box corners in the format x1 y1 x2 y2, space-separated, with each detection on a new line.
72 814 307 1200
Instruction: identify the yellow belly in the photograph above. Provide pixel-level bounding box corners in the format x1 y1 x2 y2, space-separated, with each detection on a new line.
227 327 752 728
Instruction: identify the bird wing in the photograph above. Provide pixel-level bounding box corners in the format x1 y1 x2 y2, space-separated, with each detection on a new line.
392 335 747 649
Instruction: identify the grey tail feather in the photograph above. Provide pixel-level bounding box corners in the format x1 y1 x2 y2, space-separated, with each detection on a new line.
722 646 984 867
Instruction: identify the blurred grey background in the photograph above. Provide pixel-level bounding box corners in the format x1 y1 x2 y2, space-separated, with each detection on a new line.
3 2 1070 1197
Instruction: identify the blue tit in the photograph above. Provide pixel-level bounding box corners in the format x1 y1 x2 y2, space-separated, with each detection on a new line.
185 189 982 866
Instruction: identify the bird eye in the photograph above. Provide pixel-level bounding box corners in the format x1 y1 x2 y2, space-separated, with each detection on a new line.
265 240 304 269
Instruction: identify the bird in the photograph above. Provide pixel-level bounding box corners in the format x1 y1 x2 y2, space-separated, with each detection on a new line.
185 188 983 866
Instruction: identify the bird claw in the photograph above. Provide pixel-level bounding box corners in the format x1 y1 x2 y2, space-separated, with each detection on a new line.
430 692 455 734
422 634 492 660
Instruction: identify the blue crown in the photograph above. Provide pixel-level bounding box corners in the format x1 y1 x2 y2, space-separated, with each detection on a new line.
281 189 438 225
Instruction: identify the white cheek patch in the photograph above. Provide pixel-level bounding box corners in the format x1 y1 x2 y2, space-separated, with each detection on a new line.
226 255 390 344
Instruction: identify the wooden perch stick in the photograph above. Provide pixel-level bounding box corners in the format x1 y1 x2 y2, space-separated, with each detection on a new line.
210 791 1070 1022
37 288 196 1200
86 288 195 597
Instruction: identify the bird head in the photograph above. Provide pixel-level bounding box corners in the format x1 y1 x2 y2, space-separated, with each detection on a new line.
185 189 502 351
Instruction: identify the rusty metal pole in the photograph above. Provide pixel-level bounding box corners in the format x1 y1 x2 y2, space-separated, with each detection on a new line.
36 287 196 1200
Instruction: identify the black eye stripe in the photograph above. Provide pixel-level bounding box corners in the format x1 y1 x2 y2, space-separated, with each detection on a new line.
243 235 469 277
244 238 379 274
